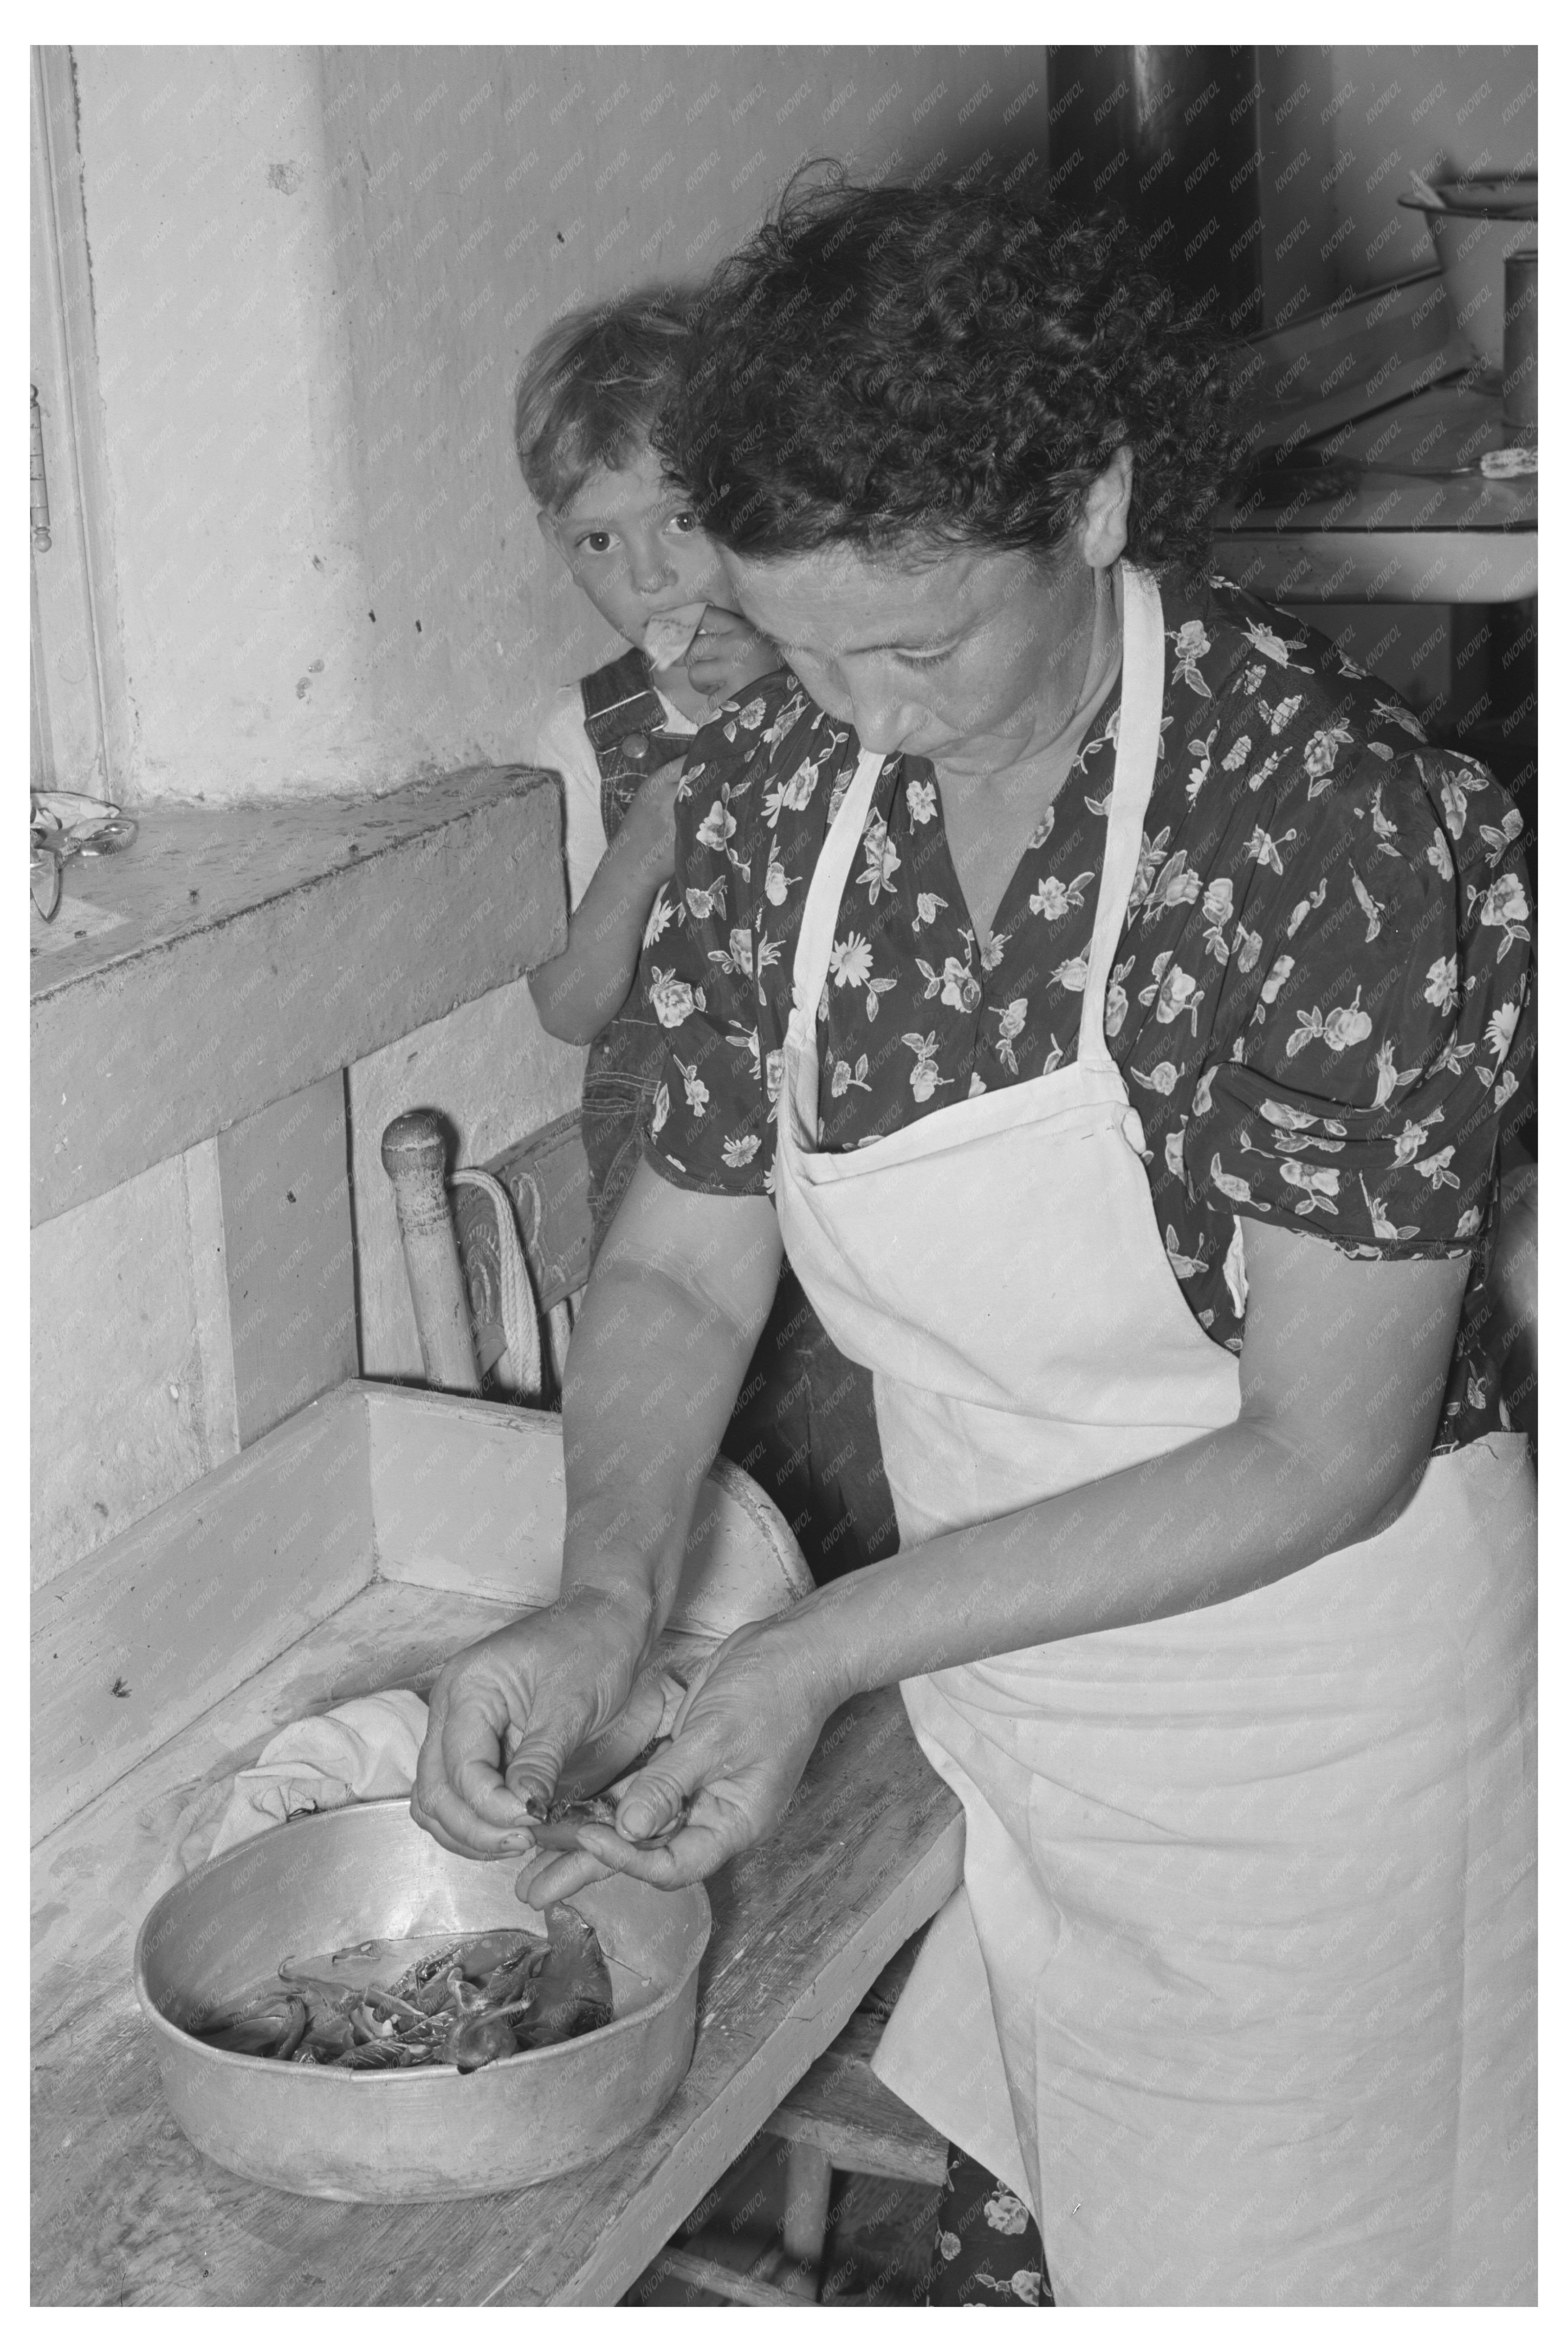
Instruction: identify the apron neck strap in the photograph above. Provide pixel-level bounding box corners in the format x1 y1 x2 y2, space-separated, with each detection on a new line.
790 747 887 1029
787 565 1167 1055
1075 564 1165 1066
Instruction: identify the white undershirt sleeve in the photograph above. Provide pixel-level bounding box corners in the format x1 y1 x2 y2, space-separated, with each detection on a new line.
530 689 608 913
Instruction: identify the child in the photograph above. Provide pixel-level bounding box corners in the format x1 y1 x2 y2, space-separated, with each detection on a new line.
518 295 775 1241
517 292 896 1582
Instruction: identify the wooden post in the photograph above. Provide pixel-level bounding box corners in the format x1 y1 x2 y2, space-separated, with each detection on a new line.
781 2140 834 2280
380 1109 481 1395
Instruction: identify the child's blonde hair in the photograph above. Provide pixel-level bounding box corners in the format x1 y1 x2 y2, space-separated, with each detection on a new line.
514 290 692 513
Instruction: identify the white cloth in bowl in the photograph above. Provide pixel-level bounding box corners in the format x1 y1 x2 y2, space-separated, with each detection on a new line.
207 1689 432 1858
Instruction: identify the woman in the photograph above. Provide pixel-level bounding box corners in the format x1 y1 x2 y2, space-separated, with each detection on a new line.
413 178 1535 2304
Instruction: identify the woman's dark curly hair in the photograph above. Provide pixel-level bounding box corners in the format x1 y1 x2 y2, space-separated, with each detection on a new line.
659 168 1244 577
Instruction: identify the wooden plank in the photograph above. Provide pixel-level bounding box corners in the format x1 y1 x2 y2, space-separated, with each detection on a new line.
31 1684 962 2307
623 2135 814 2306
1236 272 1469 456
31 1153 218 1589
365 1385 814 1635
30 768 565 1224
184 1136 242 1463
764 2012 950 2185
640 2246 813 2306
30 1387 372 1842
1304 379 1529 476
217 1076 358 1446
364 1387 601 1603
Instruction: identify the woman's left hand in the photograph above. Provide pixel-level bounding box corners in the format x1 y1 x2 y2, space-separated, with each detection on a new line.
512 1615 840 1906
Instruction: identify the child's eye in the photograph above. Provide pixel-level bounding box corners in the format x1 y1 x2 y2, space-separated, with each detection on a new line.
668 510 700 535
577 530 615 555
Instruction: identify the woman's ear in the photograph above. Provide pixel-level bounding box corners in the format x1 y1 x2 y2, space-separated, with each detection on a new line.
1079 446 1134 570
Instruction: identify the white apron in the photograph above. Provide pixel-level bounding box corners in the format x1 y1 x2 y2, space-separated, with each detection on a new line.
771 566 1536 2304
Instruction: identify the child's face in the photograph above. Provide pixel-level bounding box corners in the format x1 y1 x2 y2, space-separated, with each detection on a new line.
539 442 728 652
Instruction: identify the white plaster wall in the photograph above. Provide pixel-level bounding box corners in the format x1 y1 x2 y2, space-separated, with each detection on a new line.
1257 46 1536 323
346 978 585 1380
72 46 396 801
316 45 1056 774
66 45 1055 802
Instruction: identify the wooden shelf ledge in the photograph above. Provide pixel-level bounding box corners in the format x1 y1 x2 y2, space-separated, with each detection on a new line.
30 765 565 1225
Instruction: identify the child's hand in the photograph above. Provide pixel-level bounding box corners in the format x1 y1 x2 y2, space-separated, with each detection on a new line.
683 608 779 703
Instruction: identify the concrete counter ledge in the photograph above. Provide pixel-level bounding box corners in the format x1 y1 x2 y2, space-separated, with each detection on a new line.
30 766 565 1225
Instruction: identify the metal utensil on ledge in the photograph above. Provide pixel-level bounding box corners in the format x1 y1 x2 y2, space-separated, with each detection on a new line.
30 790 138 922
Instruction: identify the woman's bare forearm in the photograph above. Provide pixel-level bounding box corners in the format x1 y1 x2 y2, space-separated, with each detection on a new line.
558 1167 784 1643
782 1411 1375 1705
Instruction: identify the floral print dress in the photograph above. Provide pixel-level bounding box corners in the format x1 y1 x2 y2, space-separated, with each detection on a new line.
927 2149 1052 2306
639 575 1534 1450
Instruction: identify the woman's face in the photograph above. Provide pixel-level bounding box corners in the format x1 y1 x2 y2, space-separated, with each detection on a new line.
721 530 1105 772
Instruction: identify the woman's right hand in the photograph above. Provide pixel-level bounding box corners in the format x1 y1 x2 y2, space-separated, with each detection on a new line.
513 1611 843 1906
411 1589 650 1860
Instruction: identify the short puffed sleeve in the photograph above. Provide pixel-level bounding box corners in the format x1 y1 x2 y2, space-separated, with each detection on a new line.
1185 745 1533 1256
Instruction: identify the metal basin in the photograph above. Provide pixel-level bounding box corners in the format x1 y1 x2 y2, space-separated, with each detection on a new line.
134 1798 710 2203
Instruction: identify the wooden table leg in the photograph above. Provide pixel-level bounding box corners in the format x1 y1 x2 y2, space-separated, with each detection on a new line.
782 2140 834 2276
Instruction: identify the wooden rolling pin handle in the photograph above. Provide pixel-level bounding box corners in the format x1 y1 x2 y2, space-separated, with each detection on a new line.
380 1109 482 1396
